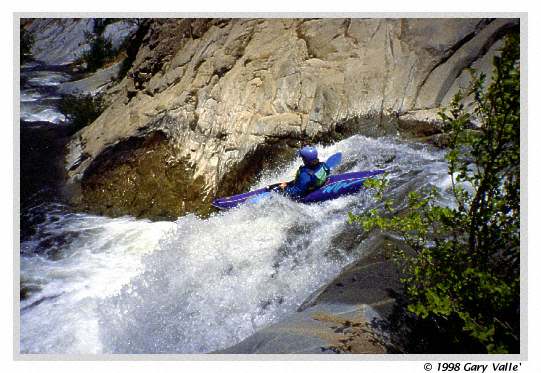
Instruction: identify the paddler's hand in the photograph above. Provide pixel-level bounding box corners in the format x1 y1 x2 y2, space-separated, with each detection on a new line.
279 182 287 190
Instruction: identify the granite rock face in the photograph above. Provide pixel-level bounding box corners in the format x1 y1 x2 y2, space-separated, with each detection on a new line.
24 18 139 66
62 18 519 218
25 18 95 66
103 21 140 51
58 61 124 96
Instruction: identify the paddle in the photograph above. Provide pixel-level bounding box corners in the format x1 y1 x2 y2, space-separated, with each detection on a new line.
325 152 342 169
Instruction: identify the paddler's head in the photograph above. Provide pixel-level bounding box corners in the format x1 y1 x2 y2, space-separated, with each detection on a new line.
299 145 319 167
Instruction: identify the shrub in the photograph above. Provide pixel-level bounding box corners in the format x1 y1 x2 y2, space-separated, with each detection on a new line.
349 32 520 353
81 32 115 73
79 18 145 76
79 19 119 72
58 93 105 134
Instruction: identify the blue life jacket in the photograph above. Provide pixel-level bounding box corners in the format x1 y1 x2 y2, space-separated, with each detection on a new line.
284 162 330 199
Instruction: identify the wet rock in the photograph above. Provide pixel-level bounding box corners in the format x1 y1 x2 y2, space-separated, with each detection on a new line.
218 235 402 354
58 61 124 96
397 108 444 137
216 303 386 354
62 18 519 219
78 131 210 220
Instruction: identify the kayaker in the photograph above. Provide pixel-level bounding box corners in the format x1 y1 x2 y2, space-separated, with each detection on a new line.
279 145 330 199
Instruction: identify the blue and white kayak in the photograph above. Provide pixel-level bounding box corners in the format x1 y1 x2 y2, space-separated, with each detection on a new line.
211 169 385 210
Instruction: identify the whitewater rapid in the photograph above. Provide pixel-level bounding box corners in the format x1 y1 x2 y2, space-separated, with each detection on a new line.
19 135 450 354
20 63 69 124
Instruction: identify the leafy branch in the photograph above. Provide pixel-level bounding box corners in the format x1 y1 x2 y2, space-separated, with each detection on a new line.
349 32 520 353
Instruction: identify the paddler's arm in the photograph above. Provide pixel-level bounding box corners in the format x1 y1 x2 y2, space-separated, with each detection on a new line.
283 171 311 199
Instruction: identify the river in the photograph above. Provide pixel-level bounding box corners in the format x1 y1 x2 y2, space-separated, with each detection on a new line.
19 64 452 354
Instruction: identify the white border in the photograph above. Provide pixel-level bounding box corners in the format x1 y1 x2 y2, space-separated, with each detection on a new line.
8 8 531 370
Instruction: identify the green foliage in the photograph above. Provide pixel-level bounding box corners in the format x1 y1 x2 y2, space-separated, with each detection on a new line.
79 18 145 77
58 94 105 134
20 25 34 63
81 33 115 73
80 19 118 72
349 33 520 353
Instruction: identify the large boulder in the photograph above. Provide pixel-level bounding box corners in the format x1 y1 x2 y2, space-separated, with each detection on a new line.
64 18 519 219
103 20 140 51
25 18 95 65
24 18 139 66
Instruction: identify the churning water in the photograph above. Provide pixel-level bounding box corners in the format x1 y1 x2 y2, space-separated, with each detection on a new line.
19 61 454 354
20 133 451 354
20 62 69 124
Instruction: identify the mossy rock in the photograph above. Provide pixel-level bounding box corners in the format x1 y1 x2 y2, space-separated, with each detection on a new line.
79 131 211 220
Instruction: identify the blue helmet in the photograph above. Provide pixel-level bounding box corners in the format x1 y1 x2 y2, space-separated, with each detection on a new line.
299 146 318 165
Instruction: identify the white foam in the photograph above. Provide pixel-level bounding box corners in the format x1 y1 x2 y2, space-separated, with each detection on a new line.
20 135 450 353
20 107 66 124
26 71 71 87
20 211 175 353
